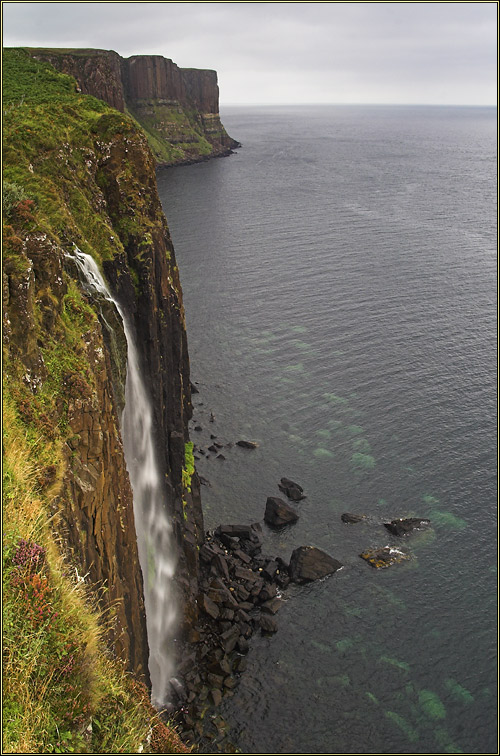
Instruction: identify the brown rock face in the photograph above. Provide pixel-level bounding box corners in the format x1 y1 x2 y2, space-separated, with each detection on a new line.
30 48 126 112
122 55 187 102
182 68 219 113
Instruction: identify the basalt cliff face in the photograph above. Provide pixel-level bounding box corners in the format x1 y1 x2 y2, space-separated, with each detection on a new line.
29 48 240 166
3 48 205 703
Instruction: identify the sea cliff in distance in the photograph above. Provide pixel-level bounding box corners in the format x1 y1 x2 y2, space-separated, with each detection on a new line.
27 46 240 166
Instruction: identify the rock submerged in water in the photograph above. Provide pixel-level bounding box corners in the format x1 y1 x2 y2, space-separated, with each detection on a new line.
384 517 431 536
278 477 306 501
289 546 342 583
236 440 258 449
264 496 299 528
341 513 367 524
359 546 410 569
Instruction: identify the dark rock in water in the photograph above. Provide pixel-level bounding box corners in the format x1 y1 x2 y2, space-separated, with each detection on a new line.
199 476 211 487
236 440 258 449
384 517 431 536
194 425 203 432
359 546 411 569
216 524 253 540
264 496 299 527
259 614 278 633
216 454 226 460
208 444 219 453
289 546 343 583
341 512 367 524
261 597 283 615
190 381 199 394
278 477 306 501
210 434 217 439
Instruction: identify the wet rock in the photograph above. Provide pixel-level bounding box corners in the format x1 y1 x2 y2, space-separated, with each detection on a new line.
261 597 283 615
341 512 367 524
208 444 219 453
213 554 230 581
191 381 199 394
201 593 220 619
194 425 203 431
233 548 252 564
289 546 343 583
278 477 306 501
236 440 258 449
264 496 299 527
360 546 411 568
211 689 222 706
261 559 280 581
207 673 224 689
224 676 237 689
216 524 255 540
210 434 217 439
169 677 188 704
384 518 431 536
236 636 249 654
199 476 211 487
216 454 226 460
259 614 278 633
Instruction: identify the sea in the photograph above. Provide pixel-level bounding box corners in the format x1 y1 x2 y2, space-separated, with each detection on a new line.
156 105 497 755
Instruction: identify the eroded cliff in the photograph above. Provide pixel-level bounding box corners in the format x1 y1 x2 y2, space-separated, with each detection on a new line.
28 47 240 166
3 49 203 751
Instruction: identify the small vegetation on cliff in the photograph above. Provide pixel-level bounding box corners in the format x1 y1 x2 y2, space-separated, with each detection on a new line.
3 48 190 754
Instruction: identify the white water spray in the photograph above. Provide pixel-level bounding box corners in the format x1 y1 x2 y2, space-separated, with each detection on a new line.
70 247 177 708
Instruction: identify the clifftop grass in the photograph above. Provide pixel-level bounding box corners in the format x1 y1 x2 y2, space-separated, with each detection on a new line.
2 48 190 754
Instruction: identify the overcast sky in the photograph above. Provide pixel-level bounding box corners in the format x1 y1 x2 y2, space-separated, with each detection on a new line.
2 2 498 105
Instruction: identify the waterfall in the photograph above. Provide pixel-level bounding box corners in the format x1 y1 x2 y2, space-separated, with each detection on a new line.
70 247 177 708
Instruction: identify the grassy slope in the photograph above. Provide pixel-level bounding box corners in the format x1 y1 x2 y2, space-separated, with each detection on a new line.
2 48 189 754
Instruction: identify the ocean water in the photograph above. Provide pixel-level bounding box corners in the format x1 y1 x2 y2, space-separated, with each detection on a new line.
156 105 497 754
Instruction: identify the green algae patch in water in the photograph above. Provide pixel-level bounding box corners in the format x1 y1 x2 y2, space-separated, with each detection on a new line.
347 424 364 436
351 452 376 471
336 638 354 653
290 325 308 334
315 428 332 441
313 447 334 460
332 674 350 688
428 509 467 531
365 691 379 705
444 678 474 704
418 689 446 720
323 392 348 406
384 711 419 743
284 362 305 373
379 655 410 675
351 438 372 453
434 726 464 753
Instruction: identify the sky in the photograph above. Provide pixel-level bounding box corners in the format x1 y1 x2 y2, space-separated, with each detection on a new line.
2 2 498 105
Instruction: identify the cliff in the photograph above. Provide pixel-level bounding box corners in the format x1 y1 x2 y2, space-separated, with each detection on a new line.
2 48 202 752
28 47 240 166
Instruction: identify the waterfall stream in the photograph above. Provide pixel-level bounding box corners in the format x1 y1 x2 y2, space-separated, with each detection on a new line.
70 247 177 708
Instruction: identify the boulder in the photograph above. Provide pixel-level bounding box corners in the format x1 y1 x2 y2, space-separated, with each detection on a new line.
259 614 278 633
289 546 343 583
341 512 367 524
278 477 306 501
384 517 431 536
359 546 410 569
236 440 258 449
264 496 299 527
201 593 220 619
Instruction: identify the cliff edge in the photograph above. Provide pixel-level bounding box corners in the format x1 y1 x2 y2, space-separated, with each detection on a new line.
27 47 240 166
3 48 201 752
